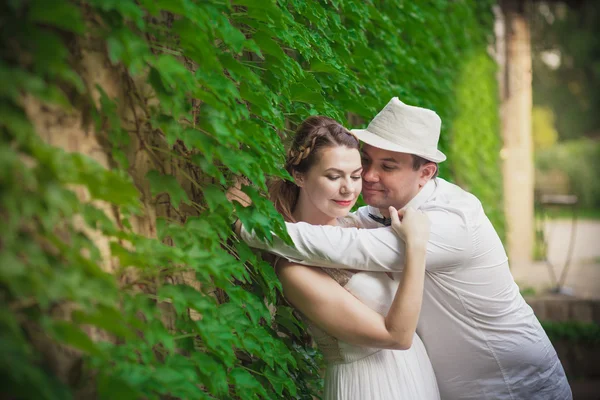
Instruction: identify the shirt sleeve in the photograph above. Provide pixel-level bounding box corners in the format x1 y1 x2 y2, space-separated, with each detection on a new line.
240 205 472 272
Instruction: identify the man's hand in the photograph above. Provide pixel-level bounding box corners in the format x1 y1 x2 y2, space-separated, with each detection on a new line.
226 177 251 207
226 177 251 235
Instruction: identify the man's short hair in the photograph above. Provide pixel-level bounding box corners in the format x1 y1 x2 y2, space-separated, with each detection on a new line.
411 155 439 179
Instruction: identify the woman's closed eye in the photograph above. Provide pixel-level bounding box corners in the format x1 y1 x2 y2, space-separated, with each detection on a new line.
382 164 397 171
327 175 361 181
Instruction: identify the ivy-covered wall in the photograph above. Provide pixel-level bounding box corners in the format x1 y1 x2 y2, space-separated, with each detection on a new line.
1 0 502 399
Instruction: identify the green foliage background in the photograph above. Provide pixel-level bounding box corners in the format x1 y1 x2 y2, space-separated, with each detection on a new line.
531 1 600 141
0 0 501 399
536 139 600 209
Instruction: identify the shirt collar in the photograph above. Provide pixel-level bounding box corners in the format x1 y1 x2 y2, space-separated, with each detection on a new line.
402 178 437 211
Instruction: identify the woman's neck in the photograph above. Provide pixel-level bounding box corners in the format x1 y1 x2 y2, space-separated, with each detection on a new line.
292 194 338 226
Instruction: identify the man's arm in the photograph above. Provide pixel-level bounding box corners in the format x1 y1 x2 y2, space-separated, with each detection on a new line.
240 207 472 272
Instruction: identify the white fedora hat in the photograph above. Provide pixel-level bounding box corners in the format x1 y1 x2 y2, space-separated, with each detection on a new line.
351 97 446 163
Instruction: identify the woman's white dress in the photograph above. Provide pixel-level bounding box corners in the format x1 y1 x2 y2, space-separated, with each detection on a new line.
303 217 439 400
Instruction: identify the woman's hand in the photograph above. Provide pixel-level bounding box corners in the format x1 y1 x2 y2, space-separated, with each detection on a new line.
389 206 431 248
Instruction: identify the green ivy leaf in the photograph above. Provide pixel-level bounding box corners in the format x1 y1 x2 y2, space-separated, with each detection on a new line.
72 306 136 340
264 366 297 397
97 372 143 400
275 306 304 339
146 170 190 208
47 320 103 357
157 284 216 316
229 367 269 399
254 260 281 303
289 82 326 106
251 30 288 62
193 353 229 395
202 184 232 213
28 0 85 34
227 287 271 325
220 53 261 85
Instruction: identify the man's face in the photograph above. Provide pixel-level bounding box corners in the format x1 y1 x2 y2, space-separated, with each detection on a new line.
360 144 430 213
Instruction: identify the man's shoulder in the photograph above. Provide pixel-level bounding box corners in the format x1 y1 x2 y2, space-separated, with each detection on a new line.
433 178 481 203
427 178 484 218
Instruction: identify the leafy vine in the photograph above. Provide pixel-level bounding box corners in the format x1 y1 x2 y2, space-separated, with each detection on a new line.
0 0 499 398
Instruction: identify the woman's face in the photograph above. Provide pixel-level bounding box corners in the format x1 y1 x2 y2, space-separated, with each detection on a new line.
294 146 363 221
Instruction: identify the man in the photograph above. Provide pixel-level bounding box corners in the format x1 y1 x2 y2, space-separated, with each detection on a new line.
237 98 571 399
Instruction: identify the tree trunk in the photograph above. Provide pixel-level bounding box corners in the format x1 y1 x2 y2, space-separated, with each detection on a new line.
498 0 535 266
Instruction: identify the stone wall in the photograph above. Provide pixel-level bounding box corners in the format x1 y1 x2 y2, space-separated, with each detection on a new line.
527 296 600 382
20 35 204 393
528 297 600 324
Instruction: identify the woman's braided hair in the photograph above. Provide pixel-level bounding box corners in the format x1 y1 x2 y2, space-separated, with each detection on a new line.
286 135 318 168
269 116 359 222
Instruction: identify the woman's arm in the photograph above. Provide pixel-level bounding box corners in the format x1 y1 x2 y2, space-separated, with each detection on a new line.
278 207 430 350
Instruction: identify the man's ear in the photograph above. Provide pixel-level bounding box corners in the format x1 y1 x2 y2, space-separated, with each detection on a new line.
420 162 437 181
292 170 305 187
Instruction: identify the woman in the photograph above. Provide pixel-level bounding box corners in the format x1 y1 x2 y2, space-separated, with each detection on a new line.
266 116 439 399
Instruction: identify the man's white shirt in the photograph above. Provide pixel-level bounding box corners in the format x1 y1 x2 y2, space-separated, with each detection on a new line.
241 178 571 400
